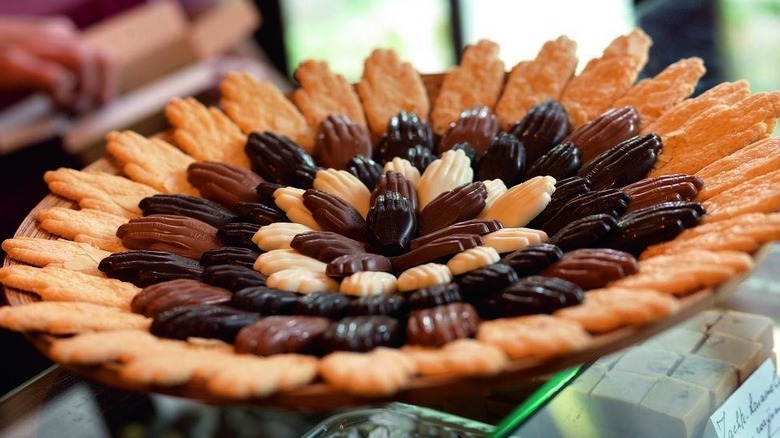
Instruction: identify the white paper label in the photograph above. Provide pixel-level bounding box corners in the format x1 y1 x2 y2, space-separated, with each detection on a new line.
704 359 780 438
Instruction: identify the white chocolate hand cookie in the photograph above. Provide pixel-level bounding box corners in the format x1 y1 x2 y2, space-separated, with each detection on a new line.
313 169 371 218
417 149 473 209
480 176 556 227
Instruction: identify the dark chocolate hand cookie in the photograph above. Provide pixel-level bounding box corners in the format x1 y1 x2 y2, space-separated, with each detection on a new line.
293 164 323 190
201 264 267 292
528 176 592 229
234 201 289 226
563 106 640 163
151 304 260 343
391 234 483 273
578 133 662 190
408 282 463 310
539 188 629 236
370 171 418 212
367 191 417 256
410 219 503 250
245 131 316 185
139 194 237 228
346 155 383 191
376 111 435 163
438 105 500 156
295 291 352 319
230 286 299 314
326 253 393 277
303 189 368 242
458 263 520 296
498 243 564 277
603 201 706 256
320 315 404 353
217 221 260 249
404 144 436 173
524 141 581 181
476 276 584 319
547 214 618 252
200 246 262 269
348 294 408 318
507 99 570 165
476 132 526 186
99 250 204 287
622 173 704 213
540 248 639 290
291 231 373 263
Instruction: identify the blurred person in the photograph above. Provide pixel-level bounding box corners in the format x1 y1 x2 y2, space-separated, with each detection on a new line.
0 16 116 113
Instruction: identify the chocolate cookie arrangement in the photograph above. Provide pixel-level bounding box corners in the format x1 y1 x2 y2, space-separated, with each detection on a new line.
2 28 779 402
96 99 700 358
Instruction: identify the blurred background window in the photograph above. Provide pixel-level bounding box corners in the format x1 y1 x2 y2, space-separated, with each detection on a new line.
720 0 780 93
459 0 634 71
278 0 456 81
274 0 634 82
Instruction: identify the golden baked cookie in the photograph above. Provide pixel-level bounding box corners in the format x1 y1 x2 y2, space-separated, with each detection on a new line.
44 168 159 219
554 287 679 333
560 28 652 128
611 249 754 295
477 314 591 359
431 39 505 135
640 213 780 258
651 91 780 176
695 136 780 201
495 35 578 129
319 347 417 397
402 338 509 377
105 130 199 196
165 97 250 168
36 207 127 252
641 80 750 136
220 71 315 152
0 265 139 309
292 60 367 130
1 238 110 275
0 301 150 334
357 48 430 137
702 168 780 222
612 57 705 130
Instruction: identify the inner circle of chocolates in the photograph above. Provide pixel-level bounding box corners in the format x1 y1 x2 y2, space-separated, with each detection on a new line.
101 86 708 356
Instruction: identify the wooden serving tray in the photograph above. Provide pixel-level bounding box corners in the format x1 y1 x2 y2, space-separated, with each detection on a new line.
2 156 759 409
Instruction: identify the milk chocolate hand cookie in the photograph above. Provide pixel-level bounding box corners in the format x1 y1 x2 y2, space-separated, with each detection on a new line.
315 115 373 170
187 161 263 209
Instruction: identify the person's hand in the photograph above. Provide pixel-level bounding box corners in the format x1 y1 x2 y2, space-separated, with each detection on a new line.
0 16 116 113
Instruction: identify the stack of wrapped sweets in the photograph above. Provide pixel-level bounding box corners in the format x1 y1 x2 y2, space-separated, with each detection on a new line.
521 309 775 437
1 28 779 401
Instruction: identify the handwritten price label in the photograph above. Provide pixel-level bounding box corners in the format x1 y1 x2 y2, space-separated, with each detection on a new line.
704 359 780 438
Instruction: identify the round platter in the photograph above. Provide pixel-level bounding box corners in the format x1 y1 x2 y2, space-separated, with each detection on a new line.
1 154 759 409
2 57 775 408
